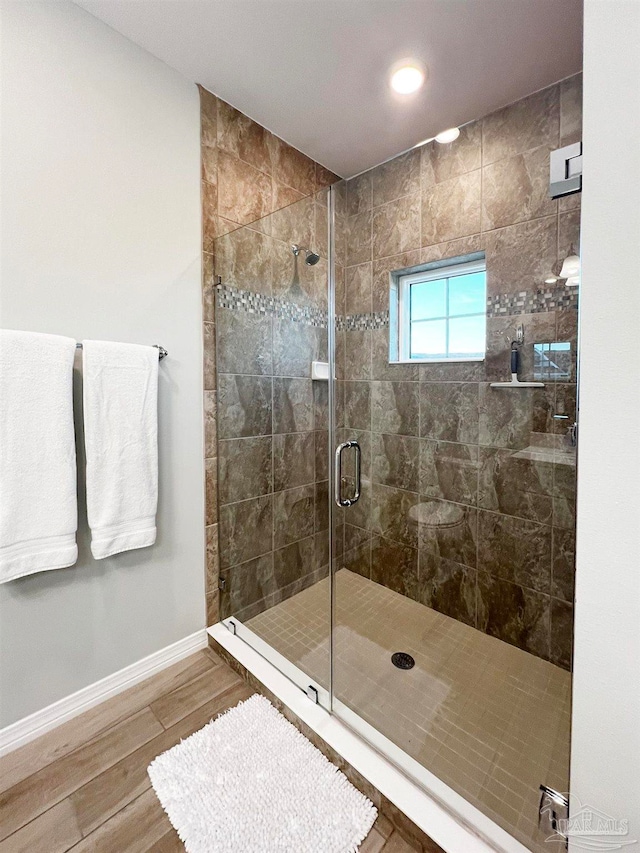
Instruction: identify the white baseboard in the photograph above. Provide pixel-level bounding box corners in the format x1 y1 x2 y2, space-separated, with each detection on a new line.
0 628 208 757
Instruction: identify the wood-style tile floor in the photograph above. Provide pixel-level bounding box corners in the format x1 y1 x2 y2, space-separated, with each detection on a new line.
0 648 418 853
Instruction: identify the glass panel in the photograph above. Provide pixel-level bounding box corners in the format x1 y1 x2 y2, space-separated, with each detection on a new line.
331 95 578 853
213 184 334 709
448 314 485 357
410 319 446 357
410 278 446 320
448 271 486 315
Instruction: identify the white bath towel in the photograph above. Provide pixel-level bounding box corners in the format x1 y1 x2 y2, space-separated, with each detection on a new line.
0 329 78 583
82 340 158 560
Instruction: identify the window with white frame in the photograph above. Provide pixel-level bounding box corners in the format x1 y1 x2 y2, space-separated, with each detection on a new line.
398 259 487 362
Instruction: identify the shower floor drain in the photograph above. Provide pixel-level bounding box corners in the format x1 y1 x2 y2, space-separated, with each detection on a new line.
391 652 415 670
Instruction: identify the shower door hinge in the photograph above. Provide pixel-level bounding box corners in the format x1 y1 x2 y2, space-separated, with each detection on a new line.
539 785 569 847
225 619 237 636
305 684 319 704
550 142 582 198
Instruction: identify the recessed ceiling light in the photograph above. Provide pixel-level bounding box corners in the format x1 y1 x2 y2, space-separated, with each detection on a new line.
435 127 461 144
390 65 425 95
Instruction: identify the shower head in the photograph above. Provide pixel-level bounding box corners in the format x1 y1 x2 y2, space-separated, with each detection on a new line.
291 244 320 266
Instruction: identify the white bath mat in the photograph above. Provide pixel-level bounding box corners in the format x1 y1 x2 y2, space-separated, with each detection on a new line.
148 694 377 853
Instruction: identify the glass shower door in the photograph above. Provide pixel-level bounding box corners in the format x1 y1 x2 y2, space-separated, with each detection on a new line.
329 97 578 852
213 187 334 708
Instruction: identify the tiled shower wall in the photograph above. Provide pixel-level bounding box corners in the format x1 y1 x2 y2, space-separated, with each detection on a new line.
199 86 338 626
337 75 582 670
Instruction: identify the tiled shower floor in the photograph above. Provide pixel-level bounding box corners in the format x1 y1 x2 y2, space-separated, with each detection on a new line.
247 569 571 853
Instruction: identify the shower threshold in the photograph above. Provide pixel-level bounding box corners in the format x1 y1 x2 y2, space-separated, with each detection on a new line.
210 570 570 853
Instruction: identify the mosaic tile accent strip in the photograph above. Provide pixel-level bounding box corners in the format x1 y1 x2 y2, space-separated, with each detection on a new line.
338 311 390 331
217 283 578 329
486 287 579 318
216 284 328 328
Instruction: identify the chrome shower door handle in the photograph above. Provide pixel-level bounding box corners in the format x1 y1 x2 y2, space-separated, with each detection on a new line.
334 440 361 507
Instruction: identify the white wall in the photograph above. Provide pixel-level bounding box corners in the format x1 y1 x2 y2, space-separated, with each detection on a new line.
0 1 204 726
571 0 640 845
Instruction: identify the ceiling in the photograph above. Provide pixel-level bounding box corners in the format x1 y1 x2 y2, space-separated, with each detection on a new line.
75 0 583 178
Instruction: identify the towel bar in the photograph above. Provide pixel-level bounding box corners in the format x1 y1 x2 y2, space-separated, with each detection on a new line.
75 343 168 360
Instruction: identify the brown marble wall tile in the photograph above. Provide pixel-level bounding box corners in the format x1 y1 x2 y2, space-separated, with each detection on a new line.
485 215 558 296
203 323 217 390
559 207 581 257
416 499 478 568
269 194 315 251
551 526 575 602
204 390 217 458
269 135 316 195
200 87 218 148
478 383 546 449
421 170 481 246
202 143 218 184
202 251 215 322
219 552 275 618
482 85 560 165
273 378 313 433
371 381 419 436
216 309 272 375
482 145 557 231
217 374 272 438
206 590 220 626
421 122 481 187
344 523 371 552
372 194 421 259
560 73 583 146
420 440 479 506
477 510 552 593
346 171 372 216
419 233 484 266
549 598 573 669
273 536 316 589
418 552 476 626
273 432 315 491
343 381 371 430
342 540 372 579
218 150 273 226
478 447 553 524
342 478 371 532
419 359 484 383
218 436 273 505
371 148 421 207
347 210 373 266
215 226 273 294
372 250 420 311
371 484 420 548
315 430 329 481
313 381 328 430
205 457 218 526
219 494 273 568
371 536 419 599
314 480 329 532
476 572 550 659
372 328 419 381
272 320 324 377
206 523 219 594
273 484 315 548
217 99 272 173
372 433 420 492
345 330 372 380
345 263 373 314
202 180 219 252
420 382 479 444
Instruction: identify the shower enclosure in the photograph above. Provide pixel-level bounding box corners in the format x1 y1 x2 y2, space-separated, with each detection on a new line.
213 76 579 853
